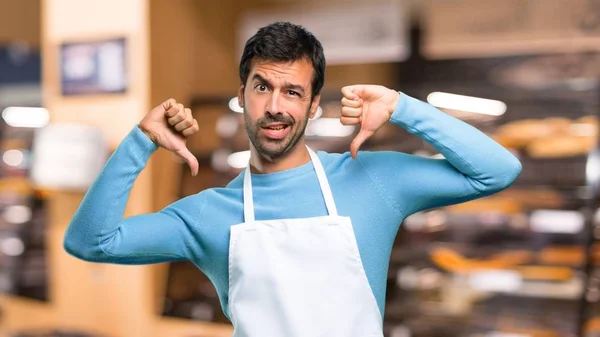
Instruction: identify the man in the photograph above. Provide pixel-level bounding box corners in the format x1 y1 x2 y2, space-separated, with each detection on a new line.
64 22 522 336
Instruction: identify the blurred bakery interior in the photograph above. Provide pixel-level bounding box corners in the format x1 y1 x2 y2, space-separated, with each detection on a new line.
2 0 600 336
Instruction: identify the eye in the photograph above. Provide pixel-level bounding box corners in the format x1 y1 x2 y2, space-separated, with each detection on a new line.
287 90 299 96
254 84 268 92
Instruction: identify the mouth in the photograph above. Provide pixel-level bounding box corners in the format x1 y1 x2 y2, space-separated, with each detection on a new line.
260 123 291 140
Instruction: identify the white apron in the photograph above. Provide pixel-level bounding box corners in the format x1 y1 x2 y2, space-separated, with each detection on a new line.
227 147 384 337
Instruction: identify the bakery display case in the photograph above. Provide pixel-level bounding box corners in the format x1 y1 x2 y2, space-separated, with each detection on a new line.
380 53 600 337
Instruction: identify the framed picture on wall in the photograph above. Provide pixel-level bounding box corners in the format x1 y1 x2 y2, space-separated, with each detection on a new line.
59 37 127 96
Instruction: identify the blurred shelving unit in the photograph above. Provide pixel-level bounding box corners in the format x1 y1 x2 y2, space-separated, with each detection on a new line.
0 124 49 303
380 53 600 337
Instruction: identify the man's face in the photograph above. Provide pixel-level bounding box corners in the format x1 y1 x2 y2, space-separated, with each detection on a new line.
239 58 320 159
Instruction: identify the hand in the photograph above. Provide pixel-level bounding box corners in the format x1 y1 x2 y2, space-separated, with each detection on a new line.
340 85 400 159
139 98 200 176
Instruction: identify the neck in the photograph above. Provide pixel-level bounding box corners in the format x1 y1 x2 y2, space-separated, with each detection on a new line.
249 140 310 174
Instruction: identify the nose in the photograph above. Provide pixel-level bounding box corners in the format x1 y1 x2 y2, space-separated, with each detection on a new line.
266 91 282 115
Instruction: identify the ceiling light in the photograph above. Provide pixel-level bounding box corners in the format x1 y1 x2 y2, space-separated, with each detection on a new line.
530 210 584 234
427 92 507 116
468 269 522 292
3 205 32 224
306 118 355 137
228 97 243 113
3 150 25 167
2 107 50 128
0 237 24 256
227 150 250 169
216 114 239 138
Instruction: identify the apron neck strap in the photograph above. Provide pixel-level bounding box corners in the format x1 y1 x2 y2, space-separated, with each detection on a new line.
243 146 338 222
307 147 338 216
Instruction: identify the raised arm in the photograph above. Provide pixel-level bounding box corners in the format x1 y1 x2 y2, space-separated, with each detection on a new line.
340 86 522 218
64 99 203 264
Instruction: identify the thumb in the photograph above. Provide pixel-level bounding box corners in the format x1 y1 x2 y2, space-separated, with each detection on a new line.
175 146 199 176
350 129 373 159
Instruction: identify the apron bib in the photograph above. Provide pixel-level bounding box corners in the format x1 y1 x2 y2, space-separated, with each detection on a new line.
228 147 383 337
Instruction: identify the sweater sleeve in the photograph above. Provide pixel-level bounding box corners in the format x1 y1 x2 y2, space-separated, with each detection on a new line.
357 92 522 218
63 126 204 264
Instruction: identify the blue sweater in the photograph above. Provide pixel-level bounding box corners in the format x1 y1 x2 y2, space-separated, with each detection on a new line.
64 93 522 320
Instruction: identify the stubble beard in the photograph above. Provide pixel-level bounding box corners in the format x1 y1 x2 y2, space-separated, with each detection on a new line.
244 108 311 160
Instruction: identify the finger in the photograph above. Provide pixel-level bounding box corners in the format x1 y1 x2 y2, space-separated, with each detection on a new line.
340 116 361 126
350 129 373 159
161 98 177 112
341 106 362 118
341 85 363 100
341 97 362 108
169 107 192 126
165 103 182 118
167 111 185 126
174 146 199 176
172 105 190 130
181 119 199 137
174 117 194 132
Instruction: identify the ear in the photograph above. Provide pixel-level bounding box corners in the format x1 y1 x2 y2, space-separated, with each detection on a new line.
309 94 321 119
238 85 245 108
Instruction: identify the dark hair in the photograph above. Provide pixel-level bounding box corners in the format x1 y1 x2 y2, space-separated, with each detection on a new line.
239 21 325 98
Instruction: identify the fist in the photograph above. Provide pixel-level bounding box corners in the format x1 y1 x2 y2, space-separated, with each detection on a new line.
139 98 199 176
340 85 400 159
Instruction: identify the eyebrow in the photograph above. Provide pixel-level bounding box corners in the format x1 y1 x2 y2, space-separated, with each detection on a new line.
252 74 306 95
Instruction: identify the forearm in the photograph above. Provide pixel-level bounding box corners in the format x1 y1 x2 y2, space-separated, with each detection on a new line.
63 125 158 261
390 93 522 194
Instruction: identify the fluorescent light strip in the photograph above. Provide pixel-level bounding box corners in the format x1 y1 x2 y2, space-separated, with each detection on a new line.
427 92 507 116
530 209 584 234
2 107 50 128
306 118 355 137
